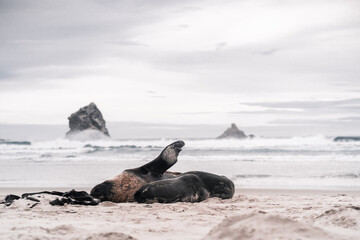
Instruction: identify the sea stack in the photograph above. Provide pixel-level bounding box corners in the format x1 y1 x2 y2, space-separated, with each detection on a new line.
217 123 247 139
66 102 110 139
334 136 360 142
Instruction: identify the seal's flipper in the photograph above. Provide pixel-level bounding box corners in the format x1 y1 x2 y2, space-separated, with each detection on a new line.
140 140 185 177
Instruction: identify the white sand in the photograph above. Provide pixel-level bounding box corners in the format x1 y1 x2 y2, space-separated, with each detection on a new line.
1 188 359 240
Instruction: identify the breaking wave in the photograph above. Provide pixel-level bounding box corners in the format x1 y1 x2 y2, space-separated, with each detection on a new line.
0 135 359 189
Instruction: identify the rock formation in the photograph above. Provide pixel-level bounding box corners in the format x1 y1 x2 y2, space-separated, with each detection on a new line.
66 102 110 138
217 123 247 139
334 136 360 142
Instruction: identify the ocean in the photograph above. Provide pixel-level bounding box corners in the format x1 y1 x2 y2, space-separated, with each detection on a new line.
0 136 359 190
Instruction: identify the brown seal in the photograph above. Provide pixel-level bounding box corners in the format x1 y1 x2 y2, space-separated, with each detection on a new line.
90 141 184 202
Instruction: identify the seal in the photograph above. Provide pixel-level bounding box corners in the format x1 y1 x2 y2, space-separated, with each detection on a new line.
134 171 234 203
90 140 185 202
90 140 235 203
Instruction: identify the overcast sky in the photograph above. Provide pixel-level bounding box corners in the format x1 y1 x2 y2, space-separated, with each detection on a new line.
0 0 359 138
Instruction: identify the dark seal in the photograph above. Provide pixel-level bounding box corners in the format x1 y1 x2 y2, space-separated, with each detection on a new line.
90 140 235 203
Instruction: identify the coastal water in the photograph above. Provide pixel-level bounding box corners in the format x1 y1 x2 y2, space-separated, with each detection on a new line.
0 136 359 190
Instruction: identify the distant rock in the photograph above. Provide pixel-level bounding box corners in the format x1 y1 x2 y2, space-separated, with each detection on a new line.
66 102 110 139
334 136 360 142
0 139 31 145
217 123 247 139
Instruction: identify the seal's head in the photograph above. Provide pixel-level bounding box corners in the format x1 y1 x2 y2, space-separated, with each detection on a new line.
160 140 185 165
90 180 114 201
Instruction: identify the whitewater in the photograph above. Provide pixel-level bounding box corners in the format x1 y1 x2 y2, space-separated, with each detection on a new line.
0 136 359 190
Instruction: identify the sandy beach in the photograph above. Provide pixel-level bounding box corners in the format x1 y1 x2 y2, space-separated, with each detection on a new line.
1 188 359 240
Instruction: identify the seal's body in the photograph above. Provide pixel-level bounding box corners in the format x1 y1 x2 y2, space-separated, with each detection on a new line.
90 140 235 203
134 171 234 203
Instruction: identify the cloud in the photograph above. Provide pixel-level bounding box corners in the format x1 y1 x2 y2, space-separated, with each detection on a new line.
228 109 301 115
177 24 189 30
269 118 336 126
215 42 227 51
172 6 203 13
146 90 166 98
111 40 148 47
0 0 193 83
0 0 359 137
256 48 280 56
268 115 360 127
338 116 360 122
180 112 215 115
240 98 360 110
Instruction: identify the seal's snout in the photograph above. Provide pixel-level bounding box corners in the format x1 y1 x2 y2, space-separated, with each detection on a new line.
172 140 185 153
173 140 185 148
